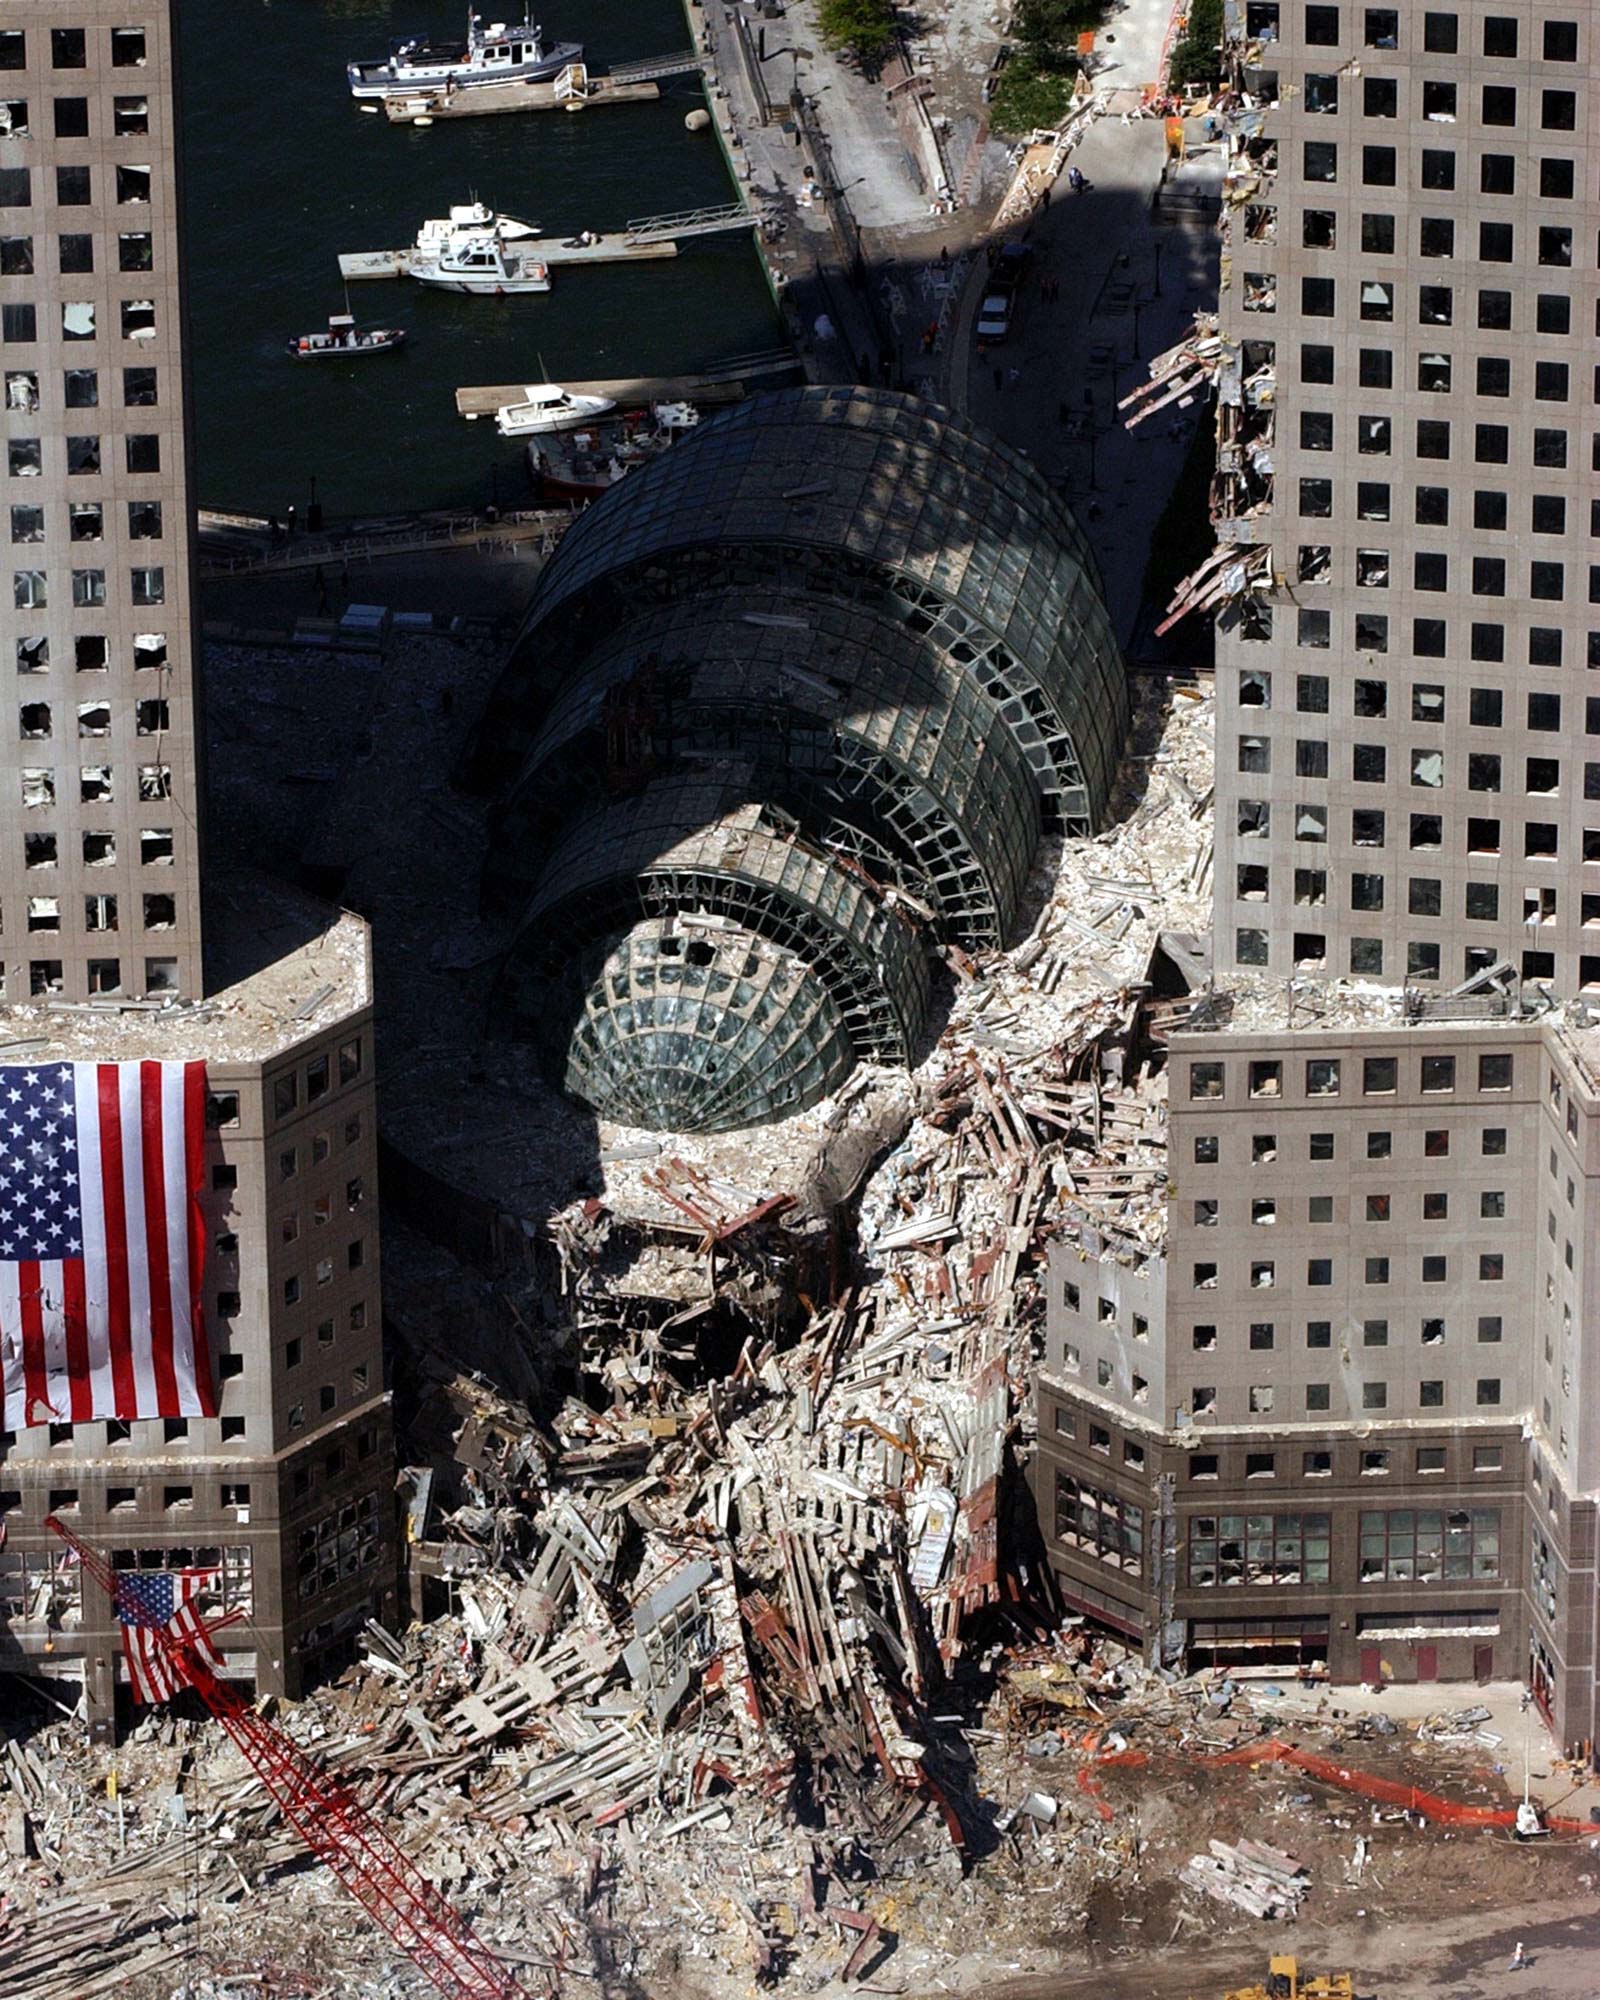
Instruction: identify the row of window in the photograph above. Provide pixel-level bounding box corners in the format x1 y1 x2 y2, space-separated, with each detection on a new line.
1240 674 1589 730
1234 934 1600 987
1252 240 1580 326
0 27 150 69
1188 1250 1507 1286
1193 1187 1507 1225
0 296 156 342
1239 877 1600 928
272 1039 364 1121
1290 123 1581 196
1049 1406 1508 1480
1259 615 1595 668
1262 412 1591 474
210 1110 366 1195
1237 805 1594 865
13 503 164 545
14 889 177 930
11 570 164 611
8 952 177 996
17 633 166 675
0 1479 248 1513
11 431 161 474
6 825 171 871
1255 6 1580 62
0 228 154 272
0 94 150 138
1187 1507 1500 1587
1053 1474 1145 1574
0 162 151 207
1186 1312 1505 1347
1287 74 1581 125
18 760 170 806
1184 1375 1506 1416
1286 561 1594 615
1189 1124 1508 1164
7 363 158 410
19 698 167 739
1188 1051 1511 1099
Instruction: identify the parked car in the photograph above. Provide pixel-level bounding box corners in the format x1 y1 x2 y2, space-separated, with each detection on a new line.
976 293 1011 342
990 240 1032 293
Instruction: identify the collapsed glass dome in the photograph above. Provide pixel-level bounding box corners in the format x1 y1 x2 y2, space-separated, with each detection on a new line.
475 385 1128 831
475 389 1129 1135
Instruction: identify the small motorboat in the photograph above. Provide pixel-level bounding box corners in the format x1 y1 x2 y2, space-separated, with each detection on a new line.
528 403 700 503
348 8 582 102
494 382 617 437
286 314 407 360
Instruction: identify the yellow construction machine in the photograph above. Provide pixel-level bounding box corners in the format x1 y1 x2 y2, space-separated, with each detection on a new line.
1222 1958 1371 2000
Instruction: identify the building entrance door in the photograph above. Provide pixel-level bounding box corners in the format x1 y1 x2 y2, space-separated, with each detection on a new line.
1416 1643 1438 1681
1474 1643 1494 1683
1359 1644 1381 1683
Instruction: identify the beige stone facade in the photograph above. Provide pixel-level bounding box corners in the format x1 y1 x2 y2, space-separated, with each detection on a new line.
0 4 396 1734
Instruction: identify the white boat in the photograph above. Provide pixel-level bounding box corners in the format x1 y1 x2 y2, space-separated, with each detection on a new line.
411 228 552 295
494 383 619 437
413 201 541 259
349 9 582 102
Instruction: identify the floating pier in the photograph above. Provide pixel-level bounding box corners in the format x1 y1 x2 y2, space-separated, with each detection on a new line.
339 203 760 281
453 353 804 420
379 53 702 122
339 238 678 280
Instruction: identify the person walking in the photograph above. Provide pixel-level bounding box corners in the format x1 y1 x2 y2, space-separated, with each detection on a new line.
1509 1942 1528 1971
992 365 1002 393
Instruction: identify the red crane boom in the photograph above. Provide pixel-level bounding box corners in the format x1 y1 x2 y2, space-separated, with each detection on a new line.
45 1514 528 2000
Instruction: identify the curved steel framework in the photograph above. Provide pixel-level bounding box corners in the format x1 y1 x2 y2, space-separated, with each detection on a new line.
478 386 1128 830
564 917 856 1132
493 786 932 1076
485 588 1040 949
475 389 1130 1133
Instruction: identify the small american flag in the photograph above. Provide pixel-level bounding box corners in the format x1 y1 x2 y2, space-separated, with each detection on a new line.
114 1567 222 1704
0 1060 213 1431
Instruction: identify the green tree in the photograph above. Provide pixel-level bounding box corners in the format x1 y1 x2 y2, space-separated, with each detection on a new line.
817 0 899 63
1168 0 1224 89
1014 0 1102 67
988 55 1076 134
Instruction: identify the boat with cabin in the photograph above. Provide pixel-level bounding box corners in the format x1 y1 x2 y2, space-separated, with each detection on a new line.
348 9 582 102
529 402 700 503
412 200 541 261
285 314 407 361
494 384 617 438
411 227 551 294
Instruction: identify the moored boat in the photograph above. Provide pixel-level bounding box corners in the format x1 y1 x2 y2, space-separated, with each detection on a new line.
494 383 617 438
285 314 407 361
528 403 701 503
348 9 582 102
411 229 551 295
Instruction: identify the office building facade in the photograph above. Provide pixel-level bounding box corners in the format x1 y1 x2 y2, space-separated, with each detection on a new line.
1036 0 1600 1747
0 5 396 1733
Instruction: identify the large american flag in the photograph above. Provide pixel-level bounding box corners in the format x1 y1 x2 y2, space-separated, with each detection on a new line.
0 1060 213 1432
114 1566 222 1704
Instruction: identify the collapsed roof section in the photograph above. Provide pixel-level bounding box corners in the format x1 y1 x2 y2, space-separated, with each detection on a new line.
476 385 1129 832
484 587 1040 952
476 390 1129 1135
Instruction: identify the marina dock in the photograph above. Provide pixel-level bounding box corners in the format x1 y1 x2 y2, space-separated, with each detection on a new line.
340 203 760 282
339 238 678 280
382 76 659 121
377 53 703 122
453 354 804 420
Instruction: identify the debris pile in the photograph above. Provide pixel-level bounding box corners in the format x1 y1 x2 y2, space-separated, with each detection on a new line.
1181 1836 1310 1920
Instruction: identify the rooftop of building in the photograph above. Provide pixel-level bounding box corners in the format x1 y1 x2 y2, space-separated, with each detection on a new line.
0 873 369 1069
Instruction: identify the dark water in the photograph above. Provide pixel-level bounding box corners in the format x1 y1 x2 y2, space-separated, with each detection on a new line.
177 0 781 517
